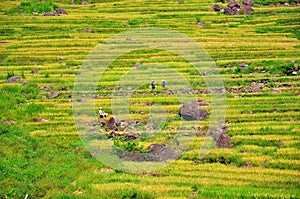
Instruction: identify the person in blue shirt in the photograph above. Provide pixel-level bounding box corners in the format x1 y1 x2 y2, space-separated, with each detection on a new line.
151 80 155 90
162 80 166 88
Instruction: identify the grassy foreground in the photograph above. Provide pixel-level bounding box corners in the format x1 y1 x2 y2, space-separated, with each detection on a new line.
0 0 300 198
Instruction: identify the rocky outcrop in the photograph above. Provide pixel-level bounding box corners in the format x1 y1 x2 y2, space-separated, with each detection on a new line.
6 76 21 83
179 100 209 121
224 0 254 15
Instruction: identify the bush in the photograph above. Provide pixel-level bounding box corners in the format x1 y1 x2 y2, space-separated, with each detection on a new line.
9 0 58 15
26 103 45 116
270 62 297 75
113 137 148 153
6 71 14 79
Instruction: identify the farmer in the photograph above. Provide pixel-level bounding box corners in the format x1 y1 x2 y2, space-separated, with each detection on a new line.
162 80 166 88
151 80 155 90
99 107 108 118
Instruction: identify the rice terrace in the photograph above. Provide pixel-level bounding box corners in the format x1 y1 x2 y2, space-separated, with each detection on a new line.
0 0 300 198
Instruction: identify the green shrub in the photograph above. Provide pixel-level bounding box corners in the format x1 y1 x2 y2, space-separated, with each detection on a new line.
21 71 26 79
269 82 275 88
270 62 297 75
8 0 58 15
26 103 45 116
6 71 14 79
113 137 148 153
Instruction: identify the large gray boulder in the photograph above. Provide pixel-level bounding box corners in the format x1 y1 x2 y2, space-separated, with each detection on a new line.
179 101 209 121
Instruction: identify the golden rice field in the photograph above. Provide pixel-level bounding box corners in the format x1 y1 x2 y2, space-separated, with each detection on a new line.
0 0 299 198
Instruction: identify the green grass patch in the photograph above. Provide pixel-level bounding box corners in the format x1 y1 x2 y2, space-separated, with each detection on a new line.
8 0 59 15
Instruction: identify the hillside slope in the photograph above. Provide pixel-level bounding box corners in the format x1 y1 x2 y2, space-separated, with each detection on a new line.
0 0 299 198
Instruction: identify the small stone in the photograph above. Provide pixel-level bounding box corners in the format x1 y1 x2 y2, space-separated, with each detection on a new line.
41 94 47 99
244 162 252 167
55 8 68 14
81 1 89 5
43 11 55 16
292 71 297 75
4 120 15 125
33 118 47 122
60 87 70 91
40 86 51 91
277 141 284 148
196 21 206 27
242 0 254 6
32 70 39 74
213 4 223 11
49 92 60 99
239 62 248 67
134 63 141 69
81 29 94 33
73 190 83 195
